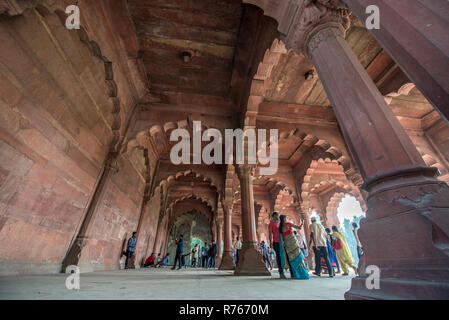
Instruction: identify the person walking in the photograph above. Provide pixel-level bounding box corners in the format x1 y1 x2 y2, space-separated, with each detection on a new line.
332 226 358 276
309 217 334 277
322 228 340 275
172 234 184 270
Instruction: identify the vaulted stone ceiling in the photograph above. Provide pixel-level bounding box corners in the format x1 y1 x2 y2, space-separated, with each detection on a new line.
128 0 242 97
123 0 448 224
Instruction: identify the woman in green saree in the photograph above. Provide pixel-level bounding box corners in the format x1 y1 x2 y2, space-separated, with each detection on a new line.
278 215 310 280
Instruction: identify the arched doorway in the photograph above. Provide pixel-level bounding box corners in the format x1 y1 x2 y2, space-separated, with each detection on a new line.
336 195 366 265
167 211 213 266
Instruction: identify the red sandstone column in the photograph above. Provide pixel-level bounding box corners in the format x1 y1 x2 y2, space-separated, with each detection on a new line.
61 155 116 272
219 203 236 270
286 2 449 299
152 212 165 255
234 165 270 276
216 218 223 267
343 0 449 123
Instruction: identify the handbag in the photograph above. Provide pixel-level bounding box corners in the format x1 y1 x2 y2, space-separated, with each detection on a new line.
333 238 343 250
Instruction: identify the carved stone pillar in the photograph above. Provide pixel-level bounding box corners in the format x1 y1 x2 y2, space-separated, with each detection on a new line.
286 0 449 299
234 165 270 276
219 203 235 270
152 212 165 255
216 218 223 267
344 0 449 123
61 155 117 272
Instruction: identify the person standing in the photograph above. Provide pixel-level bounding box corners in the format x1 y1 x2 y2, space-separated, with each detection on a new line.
269 246 276 270
332 226 358 276
172 234 184 270
279 215 310 280
268 211 287 279
294 230 308 269
208 240 217 268
191 244 199 267
234 237 242 266
201 242 209 268
352 222 363 259
309 217 334 277
123 231 137 269
323 228 340 274
198 244 202 266
260 240 272 269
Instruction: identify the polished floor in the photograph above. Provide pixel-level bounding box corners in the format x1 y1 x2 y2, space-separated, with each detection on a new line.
0 267 354 300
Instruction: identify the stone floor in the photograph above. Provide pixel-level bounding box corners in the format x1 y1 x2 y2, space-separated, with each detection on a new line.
0 267 354 300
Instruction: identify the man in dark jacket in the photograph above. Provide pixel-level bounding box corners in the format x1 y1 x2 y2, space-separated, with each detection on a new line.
208 240 217 268
172 234 184 270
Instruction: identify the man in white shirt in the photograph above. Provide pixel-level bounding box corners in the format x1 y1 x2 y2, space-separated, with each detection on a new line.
309 217 334 277
234 237 242 266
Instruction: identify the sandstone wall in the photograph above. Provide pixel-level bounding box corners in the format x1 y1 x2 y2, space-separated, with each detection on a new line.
0 7 144 274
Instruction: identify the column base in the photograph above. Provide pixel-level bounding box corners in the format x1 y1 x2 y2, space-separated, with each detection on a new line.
345 276 449 300
234 242 270 276
219 251 235 270
347 172 449 300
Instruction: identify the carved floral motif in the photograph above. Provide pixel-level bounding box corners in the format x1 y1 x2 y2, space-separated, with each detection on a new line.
284 0 351 56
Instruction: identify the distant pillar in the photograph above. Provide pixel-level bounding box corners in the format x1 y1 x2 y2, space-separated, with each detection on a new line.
234 164 270 276
219 203 235 270
216 218 223 267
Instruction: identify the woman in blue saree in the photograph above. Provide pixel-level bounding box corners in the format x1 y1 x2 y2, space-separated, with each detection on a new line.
278 215 310 280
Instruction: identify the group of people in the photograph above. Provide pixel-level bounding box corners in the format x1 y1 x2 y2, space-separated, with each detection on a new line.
196 241 218 268
267 211 362 280
259 241 272 269
143 252 170 268
170 235 219 270
120 232 171 269
122 212 363 278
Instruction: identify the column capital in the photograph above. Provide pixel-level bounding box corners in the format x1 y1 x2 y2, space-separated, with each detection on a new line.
284 0 350 56
235 164 255 180
0 0 38 16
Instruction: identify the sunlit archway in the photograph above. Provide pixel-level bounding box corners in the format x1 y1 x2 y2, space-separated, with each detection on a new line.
336 195 365 265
